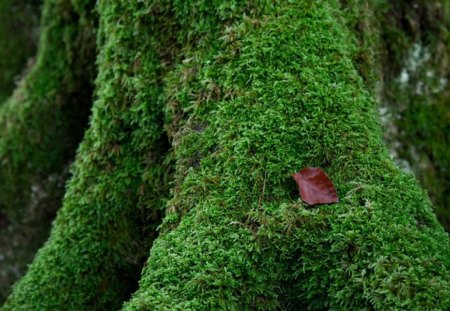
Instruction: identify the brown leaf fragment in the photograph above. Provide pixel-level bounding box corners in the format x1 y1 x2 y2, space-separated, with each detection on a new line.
291 167 339 206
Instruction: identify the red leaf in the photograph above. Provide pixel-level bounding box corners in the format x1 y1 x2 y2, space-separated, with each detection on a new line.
291 167 339 206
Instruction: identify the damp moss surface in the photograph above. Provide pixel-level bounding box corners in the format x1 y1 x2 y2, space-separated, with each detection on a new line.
0 0 97 222
2 0 449 310
1 0 174 309
123 1 450 310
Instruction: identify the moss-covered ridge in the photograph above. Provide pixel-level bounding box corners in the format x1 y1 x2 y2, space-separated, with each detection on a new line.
2 0 449 310
0 0 97 221
1 0 176 308
1 0 259 309
0 0 96 304
124 1 450 309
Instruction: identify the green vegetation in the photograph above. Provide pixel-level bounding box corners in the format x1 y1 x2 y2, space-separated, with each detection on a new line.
0 0 40 103
1 0 173 308
0 0 96 303
378 1 450 230
1 0 449 310
123 1 450 309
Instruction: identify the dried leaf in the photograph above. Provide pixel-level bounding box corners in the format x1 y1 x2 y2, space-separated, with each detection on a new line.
292 167 339 205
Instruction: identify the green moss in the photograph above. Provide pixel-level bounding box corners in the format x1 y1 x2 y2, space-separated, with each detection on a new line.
123 1 449 309
392 90 450 230
2 0 259 308
0 0 97 221
0 0 40 103
0 0 96 303
1 0 175 309
378 1 450 230
3 0 449 310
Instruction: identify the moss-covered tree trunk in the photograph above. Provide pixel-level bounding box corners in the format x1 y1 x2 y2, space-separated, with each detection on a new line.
0 0 40 103
378 0 450 230
1 0 449 310
0 0 96 303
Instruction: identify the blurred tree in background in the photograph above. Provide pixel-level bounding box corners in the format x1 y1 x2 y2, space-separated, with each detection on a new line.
0 0 40 103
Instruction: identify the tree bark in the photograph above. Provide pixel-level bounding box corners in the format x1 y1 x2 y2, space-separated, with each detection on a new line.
1 0 449 310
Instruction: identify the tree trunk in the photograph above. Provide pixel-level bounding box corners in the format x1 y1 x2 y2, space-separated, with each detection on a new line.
0 0 96 303
1 0 449 310
0 0 40 103
2 0 172 308
378 1 450 230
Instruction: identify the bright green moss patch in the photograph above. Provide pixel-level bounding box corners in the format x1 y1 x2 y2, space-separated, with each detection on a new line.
123 1 450 309
2 0 449 310
1 0 176 309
